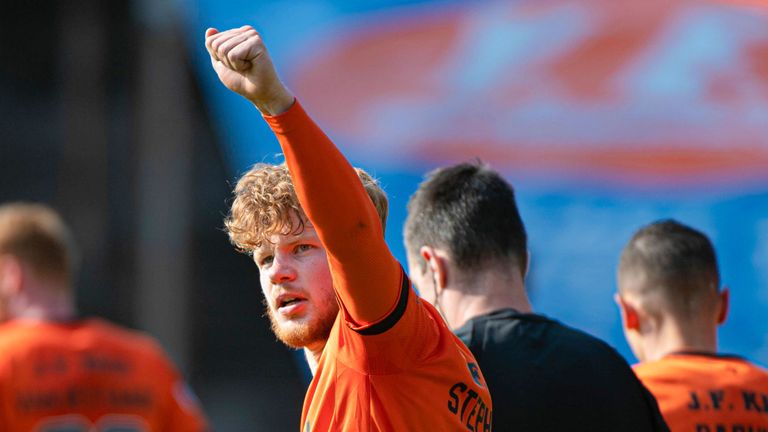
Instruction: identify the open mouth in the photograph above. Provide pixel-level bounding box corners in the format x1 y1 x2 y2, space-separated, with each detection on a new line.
279 297 301 307
276 295 307 315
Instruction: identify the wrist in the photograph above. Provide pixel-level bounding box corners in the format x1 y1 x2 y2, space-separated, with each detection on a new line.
253 86 296 116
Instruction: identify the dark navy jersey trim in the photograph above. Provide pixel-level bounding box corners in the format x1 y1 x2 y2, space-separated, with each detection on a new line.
668 350 747 361
355 269 409 336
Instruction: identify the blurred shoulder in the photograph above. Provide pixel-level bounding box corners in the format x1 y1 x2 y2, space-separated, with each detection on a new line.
0 318 173 366
83 318 174 364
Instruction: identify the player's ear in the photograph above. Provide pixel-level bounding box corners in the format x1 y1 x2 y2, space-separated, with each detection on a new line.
0 255 24 296
615 293 640 331
523 250 531 279
419 246 448 292
716 287 730 325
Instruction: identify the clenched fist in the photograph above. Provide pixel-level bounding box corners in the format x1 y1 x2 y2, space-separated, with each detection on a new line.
205 25 294 115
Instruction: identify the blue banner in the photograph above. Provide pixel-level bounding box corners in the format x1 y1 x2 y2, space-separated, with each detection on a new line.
185 0 768 364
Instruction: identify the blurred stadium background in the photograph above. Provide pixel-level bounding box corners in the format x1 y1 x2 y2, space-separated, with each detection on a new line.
1 0 766 429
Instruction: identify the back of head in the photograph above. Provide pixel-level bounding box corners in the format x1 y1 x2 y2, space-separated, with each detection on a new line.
404 161 527 275
225 162 388 253
618 219 720 322
0 202 77 286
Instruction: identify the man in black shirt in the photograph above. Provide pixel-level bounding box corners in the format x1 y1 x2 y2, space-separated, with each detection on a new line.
403 161 669 431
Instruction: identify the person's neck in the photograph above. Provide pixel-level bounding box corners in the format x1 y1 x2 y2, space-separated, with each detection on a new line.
642 319 718 362
442 267 532 330
303 340 327 375
9 282 76 322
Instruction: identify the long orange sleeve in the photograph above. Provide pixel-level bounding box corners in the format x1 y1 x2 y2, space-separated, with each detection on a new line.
264 101 401 326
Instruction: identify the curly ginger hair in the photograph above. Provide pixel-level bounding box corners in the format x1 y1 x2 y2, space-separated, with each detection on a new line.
225 163 388 253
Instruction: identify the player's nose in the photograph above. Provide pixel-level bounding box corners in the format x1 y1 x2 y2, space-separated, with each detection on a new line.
267 253 297 284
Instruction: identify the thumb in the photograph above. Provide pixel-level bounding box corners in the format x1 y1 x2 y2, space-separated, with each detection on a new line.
205 28 219 38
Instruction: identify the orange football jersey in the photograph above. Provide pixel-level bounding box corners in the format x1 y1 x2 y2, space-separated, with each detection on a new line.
266 101 493 431
635 353 768 432
0 318 208 432
302 276 492 432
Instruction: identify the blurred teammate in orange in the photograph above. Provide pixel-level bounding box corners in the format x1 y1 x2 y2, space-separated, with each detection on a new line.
616 219 768 431
206 25 492 431
0 203 208 432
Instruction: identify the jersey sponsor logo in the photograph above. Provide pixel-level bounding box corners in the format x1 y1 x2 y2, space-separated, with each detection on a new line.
447 381 492 432
291 0 768 186
467 362 484 388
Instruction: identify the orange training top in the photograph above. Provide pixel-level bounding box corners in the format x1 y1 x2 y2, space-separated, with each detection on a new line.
265 101 493 432
634 353 768 431
0 318 208 432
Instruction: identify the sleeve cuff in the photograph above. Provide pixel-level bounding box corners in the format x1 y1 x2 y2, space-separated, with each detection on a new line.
262 98 305 134
350 268 411 336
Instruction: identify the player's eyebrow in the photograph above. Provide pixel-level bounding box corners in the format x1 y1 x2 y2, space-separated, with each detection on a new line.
255 231 319 255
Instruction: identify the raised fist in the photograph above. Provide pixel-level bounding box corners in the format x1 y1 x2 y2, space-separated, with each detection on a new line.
205 25 294 115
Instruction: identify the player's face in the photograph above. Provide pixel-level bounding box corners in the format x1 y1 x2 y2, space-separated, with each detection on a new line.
254 220 338 350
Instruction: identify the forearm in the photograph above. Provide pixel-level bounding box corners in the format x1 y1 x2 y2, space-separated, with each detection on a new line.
264 102 401 325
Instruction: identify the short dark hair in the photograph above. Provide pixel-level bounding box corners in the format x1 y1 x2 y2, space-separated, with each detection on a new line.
618 219 720 317
404 161 527 275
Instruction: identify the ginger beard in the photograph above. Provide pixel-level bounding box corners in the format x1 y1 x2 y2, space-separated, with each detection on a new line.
263 291 339 349
255 221 341 350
